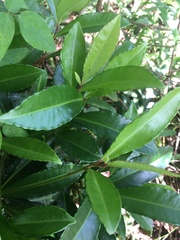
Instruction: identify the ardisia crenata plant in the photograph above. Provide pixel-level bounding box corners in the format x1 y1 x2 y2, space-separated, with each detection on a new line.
0 0 179 239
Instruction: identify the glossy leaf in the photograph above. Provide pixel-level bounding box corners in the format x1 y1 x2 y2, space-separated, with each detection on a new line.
0 48 28 66
56 130 102 162
56 0 90 23
61 198 100 240
5 0 27 13
18 11 56 52
61 22 86 87
2 164 83 197
0 215 17 240
103 88 180 161
57 12 130 36
86 169 121 235
1 137 60 164
105 42 147 70
0 64 44 92
82 15 120 83
130 213 153 232
81 66 164 93
0 12 15 60
0 85 84 130
9 206 75 237
111 147 172 188
119 185 180 225
75 111 130 141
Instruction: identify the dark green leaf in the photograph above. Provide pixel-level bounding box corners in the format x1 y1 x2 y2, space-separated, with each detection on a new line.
0 85 84 130
56 130 102 162
81 66 164 94
86 170 121 234
86 98 116 113
18 11 56 52
75 111 130 141
0 215 17 240
61 22 86 87
2 137 61 164
103 88 180 161
0 12 15 60
130 212 153 232
2 164 83 197
119 185 180 225
9 206 75 237
61 198 100 240
0 64 44 92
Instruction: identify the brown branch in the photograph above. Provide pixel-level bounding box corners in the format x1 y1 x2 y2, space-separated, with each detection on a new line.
96 0 103 12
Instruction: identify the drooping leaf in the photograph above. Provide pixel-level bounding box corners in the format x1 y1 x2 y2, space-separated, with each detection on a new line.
103 88 180 162
2 164 83 197
61 22 86 87
0 215 17 240
56 0 90 23
0 64 45 92
9 206 75 237
56 130 102 162
111 147 173 188
1 137 61 164
105 42 147 70
75 111 130 141
0 85 84 130
86 169 121 235
119 185 180 225
0 48 28 66
61 198 100 240
130 213 153 232
5 0 27 13
80 66 164 94
82 15 120 83
18 11 56 52
0 12 15 60
57 12 130 36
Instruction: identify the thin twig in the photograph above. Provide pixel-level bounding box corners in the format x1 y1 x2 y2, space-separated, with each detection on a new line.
96 0 103 12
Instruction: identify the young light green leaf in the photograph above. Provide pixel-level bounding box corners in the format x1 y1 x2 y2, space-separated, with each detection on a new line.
103 88 180 162
86 169 121 235
56 130 102 162
1 137 61 164
125 101 138 120
61 22 86 87
0 12 15 60
18 11 56 52
5 0 27 13
56 0 90 23
61 198 100 240
0 64 45 92
80 66 164 94
2 125 28 137
82 15 120 83
9 206 75 237
0 85 84 130
2 164 83 197
119 185 180 225
0 215 17 240
105 42 147 70
107 160 180 178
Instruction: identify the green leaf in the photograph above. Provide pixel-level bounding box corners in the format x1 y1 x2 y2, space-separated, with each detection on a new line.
103 88 180 162
1 137 61 164
2 125 28 137
61 198 100 240
61 22 86 87
86 98 116 113
80 66 164 94
119 185 180 225
56 130 102 162
86 169 121 235
130 213 153 232
18 11 56 52
124 101 138 120
0 85 84 130
2 164 83 197
0 64 45 92
82 15 120 83
0 131 2 149
56 0 90 23
75 111 130 141
105 42 147 70
9 206 75 237
108 160 180 178
0 12 15 61
5 0 27 13
0 215 17 240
